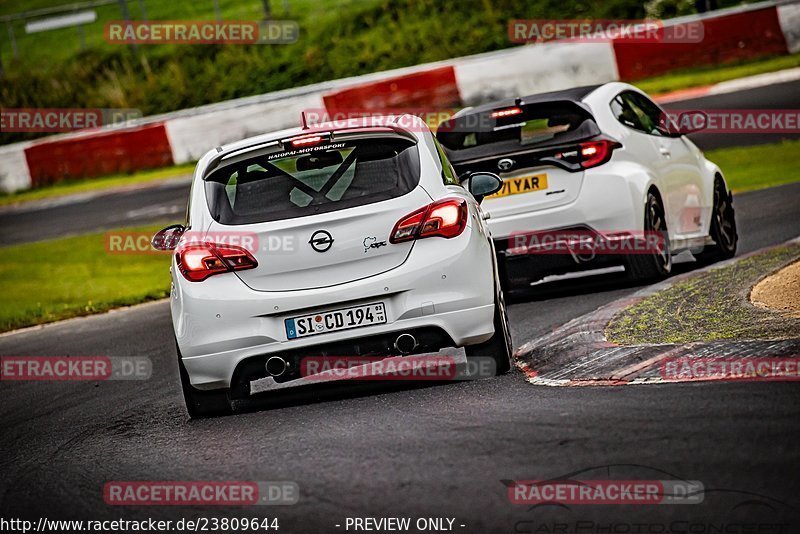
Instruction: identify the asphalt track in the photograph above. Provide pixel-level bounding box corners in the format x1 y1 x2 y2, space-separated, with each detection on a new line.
1 80 799 247
1 182 799 530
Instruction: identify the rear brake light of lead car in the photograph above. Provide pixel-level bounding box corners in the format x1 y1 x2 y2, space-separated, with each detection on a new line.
554 138 622 170
490 107 523 119
282 133 331 148
390 198 469 244
177 243 258 282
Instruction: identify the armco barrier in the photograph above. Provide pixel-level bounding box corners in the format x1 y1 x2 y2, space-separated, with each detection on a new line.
322 66 461 111
24 123 173 188
614 5 790 80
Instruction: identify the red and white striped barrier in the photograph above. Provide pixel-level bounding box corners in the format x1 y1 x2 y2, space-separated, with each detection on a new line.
1 1 797 193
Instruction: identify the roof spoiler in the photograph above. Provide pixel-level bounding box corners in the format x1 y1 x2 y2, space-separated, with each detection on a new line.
202 123 418 180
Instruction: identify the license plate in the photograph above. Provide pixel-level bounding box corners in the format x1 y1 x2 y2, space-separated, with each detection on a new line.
285 303 387 339
489 173 548 198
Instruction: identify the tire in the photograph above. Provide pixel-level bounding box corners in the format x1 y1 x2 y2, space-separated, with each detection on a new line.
625 191 672 282
694 177 737 265
177 343 232 418
496 253 514 301
465 286 513 375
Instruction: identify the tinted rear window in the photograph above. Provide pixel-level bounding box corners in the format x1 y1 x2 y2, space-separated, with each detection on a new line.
205 137 420 225
437 102 599 159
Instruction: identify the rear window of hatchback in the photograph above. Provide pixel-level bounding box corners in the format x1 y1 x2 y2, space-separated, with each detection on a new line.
204 136 421 225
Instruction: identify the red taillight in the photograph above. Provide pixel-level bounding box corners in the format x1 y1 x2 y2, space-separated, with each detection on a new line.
390 198 468 244
491 107 523 118
555 138 621 170
578 139 620 168
176 243 258 282
290 135 323 147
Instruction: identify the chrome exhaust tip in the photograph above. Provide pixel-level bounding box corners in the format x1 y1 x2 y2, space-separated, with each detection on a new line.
265 356 288 377
394 333 418 355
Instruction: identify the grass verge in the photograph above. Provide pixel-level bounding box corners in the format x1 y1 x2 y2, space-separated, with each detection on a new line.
705 140 800 192
5 125 799 209
605 243 800 345
0 164 195 207
639 53 800 95
0 224 172 333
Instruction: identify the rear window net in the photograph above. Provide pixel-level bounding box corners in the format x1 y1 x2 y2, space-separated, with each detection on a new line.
204 137 420 225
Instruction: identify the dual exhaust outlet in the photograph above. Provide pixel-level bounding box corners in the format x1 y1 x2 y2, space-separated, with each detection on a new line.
263 333 419 378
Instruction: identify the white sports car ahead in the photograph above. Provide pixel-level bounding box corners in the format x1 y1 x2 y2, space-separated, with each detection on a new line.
437 82 738 289
153 115 512 417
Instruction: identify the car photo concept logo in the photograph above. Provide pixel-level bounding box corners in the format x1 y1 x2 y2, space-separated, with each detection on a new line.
308 230 334 252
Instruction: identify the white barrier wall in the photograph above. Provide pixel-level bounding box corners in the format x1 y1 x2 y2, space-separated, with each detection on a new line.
166 93 325 163
454 42 618 105
779 3 800 54
0 143 33 194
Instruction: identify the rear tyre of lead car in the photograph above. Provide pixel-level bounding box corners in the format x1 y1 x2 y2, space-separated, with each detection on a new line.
177 342 232 418
625 191 672 282
694 177 737 265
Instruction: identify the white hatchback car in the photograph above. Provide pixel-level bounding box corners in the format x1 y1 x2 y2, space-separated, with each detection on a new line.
153 116 512 417
437 82 738 289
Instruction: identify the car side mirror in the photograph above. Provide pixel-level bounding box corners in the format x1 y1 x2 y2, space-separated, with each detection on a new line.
673 110 708 135
151 224 186 251
460 172 503 203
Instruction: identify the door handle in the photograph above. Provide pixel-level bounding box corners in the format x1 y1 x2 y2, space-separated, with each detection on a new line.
659 147 671 157
481 210 491 220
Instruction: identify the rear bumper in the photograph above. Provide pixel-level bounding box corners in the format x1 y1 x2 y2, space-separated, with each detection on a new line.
186 306 492 391
486 169 643 239
172 227 496 390
495 227 627 286
487 168 647 285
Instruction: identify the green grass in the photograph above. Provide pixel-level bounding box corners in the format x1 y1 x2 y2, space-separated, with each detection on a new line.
605 243 800 345
0 163 194 206
639 53 800 95
0 0 299 69
0 224 172 332
705 139 800 193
